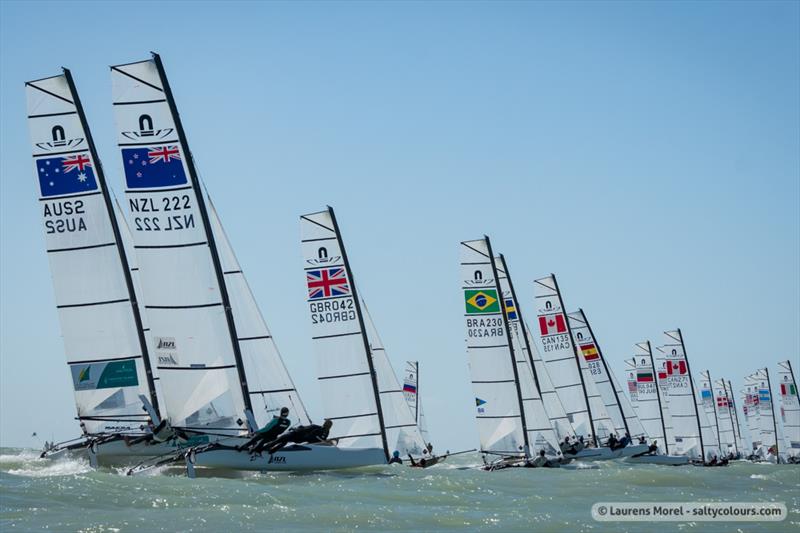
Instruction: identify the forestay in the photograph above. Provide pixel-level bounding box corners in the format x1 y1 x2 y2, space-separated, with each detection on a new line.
568 310 646 439
496 256 560 455
26 71 157 435
361 300 427 456
300 208 387 455
533 275 614 443
461 238 527 458
208 199 310 429
777 360 800 457
112 55 249 435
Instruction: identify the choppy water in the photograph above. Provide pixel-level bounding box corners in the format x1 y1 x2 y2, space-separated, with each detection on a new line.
1 448 798 532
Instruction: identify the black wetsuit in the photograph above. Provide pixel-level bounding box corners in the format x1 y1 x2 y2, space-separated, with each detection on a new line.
239 416 291 453
388 456 403 465
266 424 330 454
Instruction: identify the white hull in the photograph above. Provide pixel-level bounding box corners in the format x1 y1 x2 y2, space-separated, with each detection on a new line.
41 434 216 466
625 454 690 466
565 444 650 462
190 444 387 471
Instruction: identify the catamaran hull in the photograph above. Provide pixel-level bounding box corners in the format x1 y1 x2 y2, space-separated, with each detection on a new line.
565 444 650 462
42 435 214 465
189 444 387 471
625 454 690 466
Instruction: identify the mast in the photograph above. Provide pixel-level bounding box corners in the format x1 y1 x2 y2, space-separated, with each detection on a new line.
487 242 530 455
553 275 596 443
705 370 722 451
582 309 629 436
646 341 670 455
328 206 390 460
150 53 253 417
62 68 160 419
499 255 543 398
676 328 705 460
414 361 420 426
764 367 779 458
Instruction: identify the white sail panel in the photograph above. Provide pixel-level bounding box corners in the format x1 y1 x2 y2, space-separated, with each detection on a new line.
631 345 669 453
26 72 155 435
112 57 247 434
208 200 310 428
300 209 384 452
461 239 526 457
533 275 614 443
362 301 427 456
403 361 432 446
777 360 800 458
568 310 646 439
527 325 574 440
496 256 560 455
658 330 704 459
725 380 747 455
751 369 778 457
713 379 737 456
742 382 762 454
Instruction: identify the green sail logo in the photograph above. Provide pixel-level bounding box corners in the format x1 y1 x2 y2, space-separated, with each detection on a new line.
78 367 91 383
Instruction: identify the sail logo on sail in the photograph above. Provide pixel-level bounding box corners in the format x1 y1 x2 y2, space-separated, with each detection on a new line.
121 146 187 188
36 154 98 197
70 360 139 391
538 313 566 336
306 267 350 299
476 397 487 413
464 289 499 314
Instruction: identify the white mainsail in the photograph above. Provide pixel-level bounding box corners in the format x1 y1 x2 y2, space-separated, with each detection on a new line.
533 275 614 444
403 361 431 446
713 378 737 456
750 369 779 459
361 300 427 456
26 70 159 436
742 382 762 455
496 256 560 455
777 360 800 458
461 238 527 458
208 199 311 429
699 371 722 453
112 55 249 435
568 310 646 439
725 379 747 455
631 343 670 454
658 329 706 459
300 208 387 456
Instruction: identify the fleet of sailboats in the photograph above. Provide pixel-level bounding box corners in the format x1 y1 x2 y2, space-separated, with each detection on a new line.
24 55 799 475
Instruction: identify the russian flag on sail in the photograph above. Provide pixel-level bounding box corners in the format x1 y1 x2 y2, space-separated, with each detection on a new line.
403 383 417 394
37 154 98 197
538 313 566 336
121 146 187 188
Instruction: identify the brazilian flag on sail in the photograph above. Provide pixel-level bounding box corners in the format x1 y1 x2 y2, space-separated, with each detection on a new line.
465 289 500 314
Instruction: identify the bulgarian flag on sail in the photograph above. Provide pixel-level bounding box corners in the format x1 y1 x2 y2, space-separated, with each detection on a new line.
637 370 654 383
538 313 566 336
666 360 687 375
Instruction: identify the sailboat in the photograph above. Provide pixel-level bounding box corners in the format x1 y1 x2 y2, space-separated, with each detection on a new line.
725 379 747 458
742 383 763 459
533 275 641 461
26 69 179 465
403 362 430 447
624 344 688 465
712 378 739 459
746 369 780 463
111 54 380 472
777 360 800 463
460 238 538 469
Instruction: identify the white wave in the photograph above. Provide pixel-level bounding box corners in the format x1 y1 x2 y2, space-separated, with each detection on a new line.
2 450 91 477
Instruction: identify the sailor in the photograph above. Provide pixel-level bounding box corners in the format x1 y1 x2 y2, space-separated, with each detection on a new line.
425 443 434 456
638 436 647 445
388 450 403 464
606 434 618 449
647 440 658 455
574 436 586 453
560 436 578 455
265 419 334 454
617 432 631 449
237 407 291 453
408 454 428 468
528 450 549 468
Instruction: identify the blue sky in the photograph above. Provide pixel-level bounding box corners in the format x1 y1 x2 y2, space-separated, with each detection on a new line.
1 1 798 450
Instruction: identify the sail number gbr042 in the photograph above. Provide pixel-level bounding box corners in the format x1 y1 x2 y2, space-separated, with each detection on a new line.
129 194 195 232
309 298 356 324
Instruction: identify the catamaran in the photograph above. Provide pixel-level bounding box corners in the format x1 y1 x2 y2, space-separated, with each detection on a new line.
624 344 688 465
26 69 181 465
745 369 780 463
711 377 739 458
777 360 800 463
533 275 646 461
110 54 382 473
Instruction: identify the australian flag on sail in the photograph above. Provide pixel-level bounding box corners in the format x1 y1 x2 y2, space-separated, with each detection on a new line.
121 146 187 188
37 154 98 197
307 267 350 299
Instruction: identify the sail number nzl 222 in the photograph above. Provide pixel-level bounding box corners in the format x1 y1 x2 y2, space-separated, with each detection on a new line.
129 195 195 232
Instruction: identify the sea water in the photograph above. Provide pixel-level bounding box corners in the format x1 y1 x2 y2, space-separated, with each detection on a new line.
1 448 798 532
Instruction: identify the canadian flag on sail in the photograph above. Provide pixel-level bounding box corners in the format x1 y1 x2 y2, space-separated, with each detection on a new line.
666 360 687 375
539 313 566 336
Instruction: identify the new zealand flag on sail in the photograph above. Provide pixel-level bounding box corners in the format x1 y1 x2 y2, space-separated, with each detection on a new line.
37 154 98 197
121 146 187 188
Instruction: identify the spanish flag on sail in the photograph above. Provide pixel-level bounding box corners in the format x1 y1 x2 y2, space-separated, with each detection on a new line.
580 343 599 362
